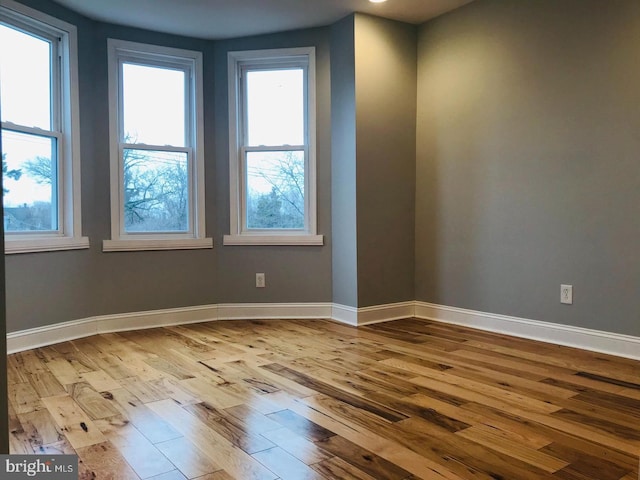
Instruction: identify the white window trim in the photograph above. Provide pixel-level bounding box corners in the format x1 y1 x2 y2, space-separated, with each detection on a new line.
223 47 323 246
103 39 211 252
1 0 88 254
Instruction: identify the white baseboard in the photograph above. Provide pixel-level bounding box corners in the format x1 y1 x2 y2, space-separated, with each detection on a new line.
331 301 415 326
7 301 408 352
357 301 415 325
6 303 332 354
6 305 218 355
7 300 640 361
7 317 97 355
217 303 332 320
94 304 219 334
415 301 640 361
331 303 358 326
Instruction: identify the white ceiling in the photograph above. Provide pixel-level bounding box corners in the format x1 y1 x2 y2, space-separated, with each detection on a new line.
52 0 474 40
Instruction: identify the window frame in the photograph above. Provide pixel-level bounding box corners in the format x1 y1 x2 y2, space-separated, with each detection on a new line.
224 47 323 246
103 39 211 252
0 0 88 254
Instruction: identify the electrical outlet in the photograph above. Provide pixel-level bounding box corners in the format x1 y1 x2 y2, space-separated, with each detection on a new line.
256 273 266 288
561 284 573 305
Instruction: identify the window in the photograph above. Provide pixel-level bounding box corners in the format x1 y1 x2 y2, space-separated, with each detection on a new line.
104 39 211 251
0 0 87 254
224 47 322 245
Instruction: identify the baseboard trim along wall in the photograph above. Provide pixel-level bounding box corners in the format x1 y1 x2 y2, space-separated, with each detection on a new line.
357 301 416 326
414 301 640 361
7 301 640 360
217 303 332 321
6 305 220 354
331 303 358 326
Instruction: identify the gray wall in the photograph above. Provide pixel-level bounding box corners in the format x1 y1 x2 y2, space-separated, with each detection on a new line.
7 0 640 339
6 0 105 331
330 16 358 308
415 0 640 336
213 29 333 304
355 15 416 307
5 0 332 332
329 14 417 309
6 0 219 331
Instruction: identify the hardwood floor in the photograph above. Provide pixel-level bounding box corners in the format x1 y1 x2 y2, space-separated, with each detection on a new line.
7 317 640 479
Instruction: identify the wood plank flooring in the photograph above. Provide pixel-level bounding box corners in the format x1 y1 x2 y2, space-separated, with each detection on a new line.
7 318 640 479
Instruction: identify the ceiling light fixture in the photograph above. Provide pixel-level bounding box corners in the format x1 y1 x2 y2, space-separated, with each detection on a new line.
369 0 387 3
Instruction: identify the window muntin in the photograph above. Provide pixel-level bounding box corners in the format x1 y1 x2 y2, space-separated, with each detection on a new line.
0 1 86 253
225 47 321 245
105 39 210 251
117 59 190 235
1 22 59 233
240 63 307 233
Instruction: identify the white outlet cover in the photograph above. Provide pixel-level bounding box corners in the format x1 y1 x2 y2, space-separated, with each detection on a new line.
561 284 573 305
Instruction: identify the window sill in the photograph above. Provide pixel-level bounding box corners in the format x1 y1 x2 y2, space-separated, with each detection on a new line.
5 236 90 255
102 237 213 252
223 234 324 246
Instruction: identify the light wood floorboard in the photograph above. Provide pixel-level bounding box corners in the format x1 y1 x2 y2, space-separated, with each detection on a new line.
8 318 640 479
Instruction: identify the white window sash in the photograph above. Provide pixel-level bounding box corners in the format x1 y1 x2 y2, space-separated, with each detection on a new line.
225 47 321 246
104 39 211 251
1 0 87 253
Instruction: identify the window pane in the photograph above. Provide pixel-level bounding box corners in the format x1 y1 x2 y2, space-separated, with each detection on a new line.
123 149 189 233
2 129 57 232
0 24 51 129
122 63 185 147
246 69 304 147
246 150 304 229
